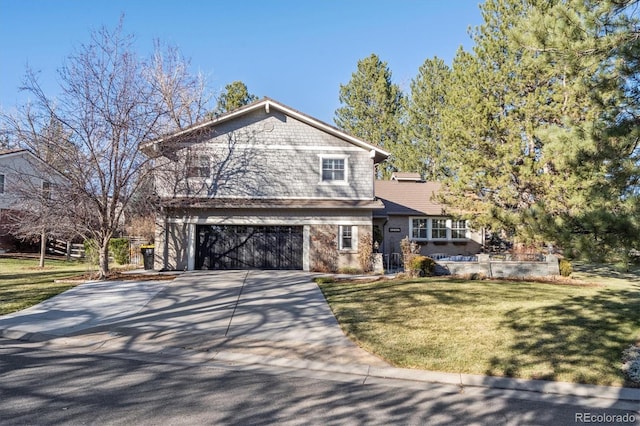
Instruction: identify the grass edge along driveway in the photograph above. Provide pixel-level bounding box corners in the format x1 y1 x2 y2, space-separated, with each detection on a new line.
318 270 640 387
1 257 90 315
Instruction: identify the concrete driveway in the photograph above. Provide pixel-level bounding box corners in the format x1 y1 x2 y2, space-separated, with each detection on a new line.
0 270 387 365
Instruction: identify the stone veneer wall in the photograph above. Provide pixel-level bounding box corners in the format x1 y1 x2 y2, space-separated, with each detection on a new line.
435 254 560 278
309 224 372 272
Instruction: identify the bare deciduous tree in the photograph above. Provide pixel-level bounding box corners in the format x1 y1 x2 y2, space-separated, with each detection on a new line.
1 19 212 278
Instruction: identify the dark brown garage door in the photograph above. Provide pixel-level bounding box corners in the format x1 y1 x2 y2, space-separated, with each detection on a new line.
195 225 303 270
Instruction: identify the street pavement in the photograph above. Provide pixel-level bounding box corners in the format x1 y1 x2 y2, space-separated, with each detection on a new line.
0 270 639 416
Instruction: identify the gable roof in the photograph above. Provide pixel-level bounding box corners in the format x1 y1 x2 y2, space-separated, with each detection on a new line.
141 97 391 162
374 179 445 217
0 148 68 182
0 148 29 158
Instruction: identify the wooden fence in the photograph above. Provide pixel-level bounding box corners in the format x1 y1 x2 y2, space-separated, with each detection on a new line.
46 236 148 266
46 239 85 259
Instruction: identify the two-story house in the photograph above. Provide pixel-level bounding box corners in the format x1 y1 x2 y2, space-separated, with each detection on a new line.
142 98 390 272
0 149 67 252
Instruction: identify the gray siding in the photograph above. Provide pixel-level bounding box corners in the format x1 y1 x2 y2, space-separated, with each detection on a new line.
155 109 375 200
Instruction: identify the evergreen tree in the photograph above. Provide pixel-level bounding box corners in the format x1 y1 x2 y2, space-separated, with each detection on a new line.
439 0 639 260
216 81 258 113
334 54 404 177
404 57 451 180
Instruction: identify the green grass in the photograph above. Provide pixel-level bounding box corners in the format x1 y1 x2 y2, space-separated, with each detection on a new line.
0 257 89 315
318 266 640 387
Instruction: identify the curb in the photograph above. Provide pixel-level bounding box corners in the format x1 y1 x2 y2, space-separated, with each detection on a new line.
3 329 638 404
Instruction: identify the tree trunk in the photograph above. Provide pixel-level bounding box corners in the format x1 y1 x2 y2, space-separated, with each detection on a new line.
39 230 46 268
98 238 110 279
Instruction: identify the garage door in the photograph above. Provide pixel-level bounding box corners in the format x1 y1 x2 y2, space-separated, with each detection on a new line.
195 225 303 270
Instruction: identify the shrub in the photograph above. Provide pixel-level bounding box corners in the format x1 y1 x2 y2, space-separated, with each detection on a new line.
358 232 374 272
468 272 486 280
559 258 573 277
622 345 640 384
83 239 99 265
400 237 420 273
109 238 130 265
338 266 361 275
84 238 132 266
314 276 334 284
409 255 435 277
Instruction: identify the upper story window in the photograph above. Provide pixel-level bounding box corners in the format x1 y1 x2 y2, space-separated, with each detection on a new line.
187 154 210 178
320 155 348 183
42 181 52 200
0 174 4 194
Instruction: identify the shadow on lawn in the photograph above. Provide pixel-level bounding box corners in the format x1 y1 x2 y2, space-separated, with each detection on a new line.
486 282 640 387
572 263 640 283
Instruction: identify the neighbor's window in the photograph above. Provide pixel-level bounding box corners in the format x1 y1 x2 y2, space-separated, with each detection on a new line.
411 218 428 239
187 154 210 178
339 225 353 250
0 174 4 194
42 181 52 200
321 157 346 182
451 220 468 239
431 219 448 239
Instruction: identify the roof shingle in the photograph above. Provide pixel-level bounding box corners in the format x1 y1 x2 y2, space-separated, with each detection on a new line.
374 180 445 217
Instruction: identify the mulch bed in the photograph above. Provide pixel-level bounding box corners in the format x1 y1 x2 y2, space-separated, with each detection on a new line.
57 271 178 283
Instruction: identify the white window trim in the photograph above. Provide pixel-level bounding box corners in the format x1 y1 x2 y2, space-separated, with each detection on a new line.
318 154 349 185
186 153 211 179
0 173 5 194
450 219 470 240
409 217 429 241
430 218 449 241
408 217 470 242
339 224 358 251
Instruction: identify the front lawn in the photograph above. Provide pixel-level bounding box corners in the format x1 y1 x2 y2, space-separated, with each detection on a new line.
0 256 88 315
318 267 640 386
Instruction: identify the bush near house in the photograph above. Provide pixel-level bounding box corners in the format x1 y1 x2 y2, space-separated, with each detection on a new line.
409 255 435 277
559 258 573 277
109 238 130 265
84 238 131 265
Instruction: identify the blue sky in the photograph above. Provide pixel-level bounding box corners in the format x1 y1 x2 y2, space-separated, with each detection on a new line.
0 0 483 123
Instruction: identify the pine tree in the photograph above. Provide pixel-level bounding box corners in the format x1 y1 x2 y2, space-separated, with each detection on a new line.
439 0 639 259
216 81 258 114
404 57 451 180
334 54 404 177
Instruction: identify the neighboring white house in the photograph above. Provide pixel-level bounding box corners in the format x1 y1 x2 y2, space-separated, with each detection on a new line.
0 149 67 252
